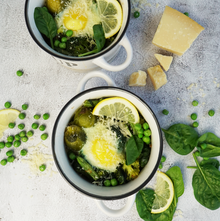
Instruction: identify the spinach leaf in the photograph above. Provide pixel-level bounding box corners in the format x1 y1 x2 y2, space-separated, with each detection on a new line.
200 158 220 169
126 135 144 165
166 166 184 198
34 7 57 49
196 132 220 158
139 145 151 168
78 24 106 57
192 153 220 210
162 124 199 155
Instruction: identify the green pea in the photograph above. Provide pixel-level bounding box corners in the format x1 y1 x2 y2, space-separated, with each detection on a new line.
21 136 28 142
111 178 118 186
104 179 111 187
8 122 15 129
143 136 151 144
6 150 13 157
54 40 60 47
191 113 197 120
194 151 200 157
16 70 23 77
159 163 163 169
138 133 143 139
192 100 198 106
144 129 151 137
19 131 26 137
19 113 26 120
14 140 21 148
41 133 48 140
134 11 140 18
69 153 76 160
184 12 189 16
43 113 50 120
27 131 34 137
32 123 39 129
66 30 73 37
61 37 67 43
18 123 25 130
162 109 169 115
34 114 40 120
15 134 20 141
0 142 5 149
134 123 142 131
7 136 14 142
5 142 12 148
201 143 207 150
1 159 7 166
4 102 11 108
22 104 28 110
7 156 15 163
192 122 199 128
161 156 166 163
143 122 149 130
39 125 46 131
208 110 215 117
20 149 27 156
138 128 144 134
39 164 46 172
59 42 66 49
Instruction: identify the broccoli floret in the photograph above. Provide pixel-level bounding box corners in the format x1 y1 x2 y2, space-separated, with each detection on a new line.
122 160 140 181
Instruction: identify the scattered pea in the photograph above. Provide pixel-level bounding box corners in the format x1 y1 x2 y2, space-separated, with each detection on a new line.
39 164 46 172
111 178 118 186
191 113 197 120
143 122 149 130
59 42 66 49
201 143 207 150
192 122 199 128
143 136 151 144
41 133 48 140
8 122 15 129
162 109 169 115
20 149 27 156
39 125 46 131
61 37 67 43
16 70 23 77
69 153 76 160
144 129 151 137
4 102 11 108
54 40 60 47
27 131 34 137
184 12 189 16
161 156 166 163
0 142 5 149
15 134 20 140
208 110 215 117
18 123 25 130
19 113 26 120
192 100 199 106
66 30 73 37
134 11 140 18
21 136 28 142
1 159 7 166
34 114 40 120
7 136 14 143
104 179 111 187
134 123 142 131
5 142 12 148
43 113 50 120
6 150 13 157
159 163 163 169
19 131 26 137
32 123 39 129
138 133 143 139
22 104 28 110
14 140 21 148
7 156 15 163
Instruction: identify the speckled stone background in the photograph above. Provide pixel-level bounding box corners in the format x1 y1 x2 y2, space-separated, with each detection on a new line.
1 0 220 220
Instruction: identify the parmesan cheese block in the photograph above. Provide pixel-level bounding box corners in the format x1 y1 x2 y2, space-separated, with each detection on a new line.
129 70 147 86
147 65 167 90
152 6 204 55
154 54 173 71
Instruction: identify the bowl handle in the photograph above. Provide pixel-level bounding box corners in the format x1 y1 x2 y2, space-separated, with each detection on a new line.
76 71 116 93
95 194 136 217
92 34 133 72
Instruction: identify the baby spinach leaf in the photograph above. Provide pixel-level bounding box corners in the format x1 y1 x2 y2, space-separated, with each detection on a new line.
126 135 144 165
78 24 106 57
200 158 220 169
34 7 57 49
166 166 184 198
192 153 220 210
162 124 199 155
196 132 220 158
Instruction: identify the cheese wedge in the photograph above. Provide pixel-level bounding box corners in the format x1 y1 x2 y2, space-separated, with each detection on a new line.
154 54 173 71
147 65 167 90
129 70 147 86
152 6 204 55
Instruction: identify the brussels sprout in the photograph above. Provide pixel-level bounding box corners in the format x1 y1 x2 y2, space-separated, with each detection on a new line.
73 107 96 128
64 125 86 151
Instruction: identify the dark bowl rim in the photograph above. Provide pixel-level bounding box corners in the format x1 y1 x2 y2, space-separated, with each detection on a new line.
24 0 131 61
51 86 163 200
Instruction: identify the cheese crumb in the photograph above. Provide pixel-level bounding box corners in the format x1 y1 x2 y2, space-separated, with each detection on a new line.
129 70 147 86
154 54 173 71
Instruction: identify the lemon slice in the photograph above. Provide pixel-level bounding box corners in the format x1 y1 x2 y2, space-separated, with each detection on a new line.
96 0 123 38
0 109 20 138
151 171 174 214
92 97 139 123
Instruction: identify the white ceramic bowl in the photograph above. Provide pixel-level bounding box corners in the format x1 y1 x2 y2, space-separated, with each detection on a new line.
52 71 163 216
25 0 133 72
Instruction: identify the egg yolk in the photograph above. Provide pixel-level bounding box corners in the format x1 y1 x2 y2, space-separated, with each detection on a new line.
63 8 88 31
92 139 118 167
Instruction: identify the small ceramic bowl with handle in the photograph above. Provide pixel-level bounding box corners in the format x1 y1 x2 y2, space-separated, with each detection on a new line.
52 71 163 217
25 0 133 72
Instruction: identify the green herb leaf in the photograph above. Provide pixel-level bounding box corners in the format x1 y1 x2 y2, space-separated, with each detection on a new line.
162 124 199 155
126 135 144 165
34 7 57 49
200 158 220 169
196 132 220 158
